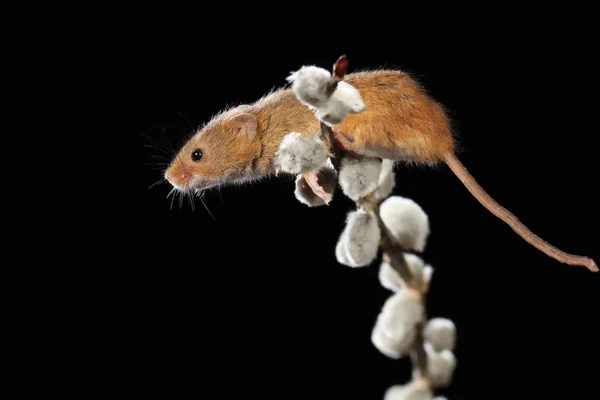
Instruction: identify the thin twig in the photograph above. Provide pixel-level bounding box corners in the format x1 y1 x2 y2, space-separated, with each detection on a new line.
411 322 428 379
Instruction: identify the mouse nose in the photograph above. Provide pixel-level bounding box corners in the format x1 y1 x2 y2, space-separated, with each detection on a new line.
165 162 192 188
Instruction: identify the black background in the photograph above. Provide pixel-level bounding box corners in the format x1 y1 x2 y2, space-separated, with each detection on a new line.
19 4 599 399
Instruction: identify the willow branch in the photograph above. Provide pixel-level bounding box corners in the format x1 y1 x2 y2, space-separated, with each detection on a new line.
318 55 429 376
363 198 429 377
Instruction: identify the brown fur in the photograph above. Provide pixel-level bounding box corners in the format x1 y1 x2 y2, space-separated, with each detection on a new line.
339 71 454 164
165 70 453 189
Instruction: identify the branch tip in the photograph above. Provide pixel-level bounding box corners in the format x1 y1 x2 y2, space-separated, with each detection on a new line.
333 54 349 81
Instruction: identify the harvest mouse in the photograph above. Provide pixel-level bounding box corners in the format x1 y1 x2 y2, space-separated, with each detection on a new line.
163 68 597 272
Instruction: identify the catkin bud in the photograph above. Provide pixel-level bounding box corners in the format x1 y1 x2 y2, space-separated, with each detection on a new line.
286 66 331 108
338 155 382 201
335 229 352 266
286 66 366 125
384 378 433 400
422 265 434 293
378 288 424 339
379 196 430 252
315 81 367 125
424 342 456 389
371 313 416 359
336 208 381 267
275 132 329 175
372 159 396 201
378 254 426 292
423 318 456 352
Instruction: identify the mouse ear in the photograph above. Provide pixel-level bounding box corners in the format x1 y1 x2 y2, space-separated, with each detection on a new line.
228 113 258 141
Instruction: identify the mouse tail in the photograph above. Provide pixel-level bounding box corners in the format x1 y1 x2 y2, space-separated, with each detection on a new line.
442 152 597 272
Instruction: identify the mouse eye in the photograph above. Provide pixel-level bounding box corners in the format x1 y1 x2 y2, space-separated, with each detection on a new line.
191 149 203 162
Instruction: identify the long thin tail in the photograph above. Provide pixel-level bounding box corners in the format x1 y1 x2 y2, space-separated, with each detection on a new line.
443 152 597 272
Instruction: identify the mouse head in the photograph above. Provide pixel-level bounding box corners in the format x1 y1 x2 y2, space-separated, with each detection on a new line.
165 111 261 191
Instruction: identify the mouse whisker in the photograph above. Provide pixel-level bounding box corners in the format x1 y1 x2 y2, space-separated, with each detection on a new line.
167 187 178 211
141 133 178 183
148 154 172 162
193 189 216 220
178 189 185 210
141 132 176 155
145 162 169 166
169 190 176 211
146 164 170 173
187 189 195 212
148 177 165 190
199 194 216 221
216 186 223 202
144 143 173 157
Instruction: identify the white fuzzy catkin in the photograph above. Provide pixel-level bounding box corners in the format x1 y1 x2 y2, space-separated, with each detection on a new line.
332 81 367 114
339 208 381 267
422 265 434 293
372 159 396 201
286 66 331 108
384 379 433 400
378 254 426 292
378 288 424 340
287 66 367 125
424 342 457 389
338 155 383 201
371 313 416 359
379 196 430 252
275 132 329 174
378 260 404 292
335 229 352 266
293 159 338 207
423 318 456 352
315 81 367 125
